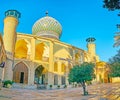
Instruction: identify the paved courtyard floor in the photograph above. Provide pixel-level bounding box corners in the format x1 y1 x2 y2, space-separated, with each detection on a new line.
0 83 120 100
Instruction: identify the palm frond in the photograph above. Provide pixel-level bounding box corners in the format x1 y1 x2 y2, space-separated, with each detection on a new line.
113 40 120 47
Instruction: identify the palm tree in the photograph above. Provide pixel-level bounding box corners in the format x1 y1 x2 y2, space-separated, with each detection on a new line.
114 32 120 47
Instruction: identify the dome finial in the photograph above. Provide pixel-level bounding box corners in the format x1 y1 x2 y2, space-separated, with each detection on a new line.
45 11 48 16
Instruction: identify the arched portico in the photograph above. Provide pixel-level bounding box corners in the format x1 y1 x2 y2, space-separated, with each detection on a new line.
34 65 48 85
13 62 28 84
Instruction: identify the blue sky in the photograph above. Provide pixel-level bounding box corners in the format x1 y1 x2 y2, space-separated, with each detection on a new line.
0 0 120 62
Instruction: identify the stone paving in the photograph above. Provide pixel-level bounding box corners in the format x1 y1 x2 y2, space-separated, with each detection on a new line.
0 83 120 100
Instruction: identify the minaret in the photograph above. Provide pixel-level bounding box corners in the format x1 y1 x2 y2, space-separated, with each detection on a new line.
86 37 96 56
3 10 20 80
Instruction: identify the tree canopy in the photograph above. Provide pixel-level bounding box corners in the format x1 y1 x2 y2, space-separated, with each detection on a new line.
103 1 120 47
108 49 120 77
109 62 120 77
109 49 120 64
68 62 95 95
103 0 120 11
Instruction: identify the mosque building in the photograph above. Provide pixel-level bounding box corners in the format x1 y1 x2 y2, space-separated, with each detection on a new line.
0 10 113 89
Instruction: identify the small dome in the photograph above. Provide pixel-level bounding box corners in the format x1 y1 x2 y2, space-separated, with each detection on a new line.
32 15 62 40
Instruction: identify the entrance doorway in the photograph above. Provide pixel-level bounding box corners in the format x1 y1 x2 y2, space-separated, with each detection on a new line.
34 65 46 85
20 72 24 83
13 62 28 84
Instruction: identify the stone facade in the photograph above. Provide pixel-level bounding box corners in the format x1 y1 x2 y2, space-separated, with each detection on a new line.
0 10 101 89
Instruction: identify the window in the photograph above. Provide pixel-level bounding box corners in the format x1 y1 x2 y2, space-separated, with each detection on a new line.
61 63 66 72
54 62 58 72
68 64 72 71
54 75 58 85
61 76 65 85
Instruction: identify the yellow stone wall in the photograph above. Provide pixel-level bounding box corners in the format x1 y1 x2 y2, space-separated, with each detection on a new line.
0 35 6 63
2 15 100 86
95 62 110 83
112 77 120 83
87 43 96 56
12 33 101 86
3 10 118 87
0 34 6 80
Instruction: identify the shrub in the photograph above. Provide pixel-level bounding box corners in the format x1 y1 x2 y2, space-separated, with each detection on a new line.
49 84 52 89
57 85 60 89
64 84 67 88
3 80 14 88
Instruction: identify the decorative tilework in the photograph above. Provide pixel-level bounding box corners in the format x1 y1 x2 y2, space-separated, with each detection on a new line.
32 16 62 39
5 10 21 19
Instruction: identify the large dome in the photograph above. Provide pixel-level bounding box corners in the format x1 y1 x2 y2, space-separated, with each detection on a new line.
32 15 62 40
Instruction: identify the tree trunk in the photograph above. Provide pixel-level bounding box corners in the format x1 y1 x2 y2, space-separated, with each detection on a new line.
83 83 86 95
81 82 87 95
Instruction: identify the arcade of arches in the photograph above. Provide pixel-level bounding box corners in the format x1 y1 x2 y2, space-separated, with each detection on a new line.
13 62 48 85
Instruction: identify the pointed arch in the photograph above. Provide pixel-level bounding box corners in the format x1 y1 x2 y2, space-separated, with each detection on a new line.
13 62 28 84
61 63 66 73
54 48 71 59
34 65 48 84
15 39 29 58
14 61 29 70
54 62 58 72
35 42 45 60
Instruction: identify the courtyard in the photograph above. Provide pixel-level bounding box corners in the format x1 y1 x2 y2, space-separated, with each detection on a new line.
0 83 120 100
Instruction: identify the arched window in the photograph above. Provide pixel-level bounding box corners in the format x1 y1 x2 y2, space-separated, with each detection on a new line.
61 63 66 72
35 42 45 60
68 63 72 72
61 76 65 85
54 75 58 85
15 39 28 59
54 62 58 72
34 65 48 85
13 62 28 84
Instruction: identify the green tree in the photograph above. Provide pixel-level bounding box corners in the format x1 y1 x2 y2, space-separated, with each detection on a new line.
109 62 120 77
68 62 95 95
109 50 120 77
103 1 120 47
109 49 120 63
103 0 120 11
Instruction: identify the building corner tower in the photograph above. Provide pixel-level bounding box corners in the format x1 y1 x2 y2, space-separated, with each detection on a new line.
86 37 96 56
3 10 20 80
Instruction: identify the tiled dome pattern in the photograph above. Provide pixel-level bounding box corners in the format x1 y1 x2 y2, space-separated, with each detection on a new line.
32 16 62 39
